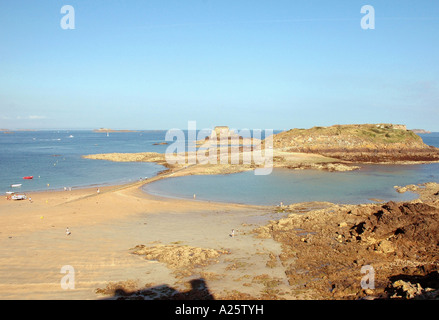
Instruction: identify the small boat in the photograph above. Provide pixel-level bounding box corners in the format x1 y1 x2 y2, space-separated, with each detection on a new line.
11 184 22 188
23 176 33 180
69 135 74 138
11 194 27 200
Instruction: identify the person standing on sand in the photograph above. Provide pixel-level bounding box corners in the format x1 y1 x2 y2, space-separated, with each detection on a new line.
66 227 71 236
97 188 100 194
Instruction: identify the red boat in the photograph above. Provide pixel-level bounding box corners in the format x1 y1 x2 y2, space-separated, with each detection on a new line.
23 176 33 180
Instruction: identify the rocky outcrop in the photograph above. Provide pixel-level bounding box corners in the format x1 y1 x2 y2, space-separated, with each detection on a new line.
346 201 439 260
130 244 229 278
255 182 439 299
270 124 439 163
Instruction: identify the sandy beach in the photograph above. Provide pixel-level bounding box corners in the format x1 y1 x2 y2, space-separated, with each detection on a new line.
2 163 439 300
3 0 439 304
0 177 300 300
3 136 439 301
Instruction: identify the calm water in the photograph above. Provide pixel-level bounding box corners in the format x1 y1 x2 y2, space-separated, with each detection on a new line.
0 130 169 193
3 130 439 206
143 133 439 205
0 129 280 194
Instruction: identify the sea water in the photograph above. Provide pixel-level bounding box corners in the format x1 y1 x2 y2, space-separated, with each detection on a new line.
0 129 278 194
2 130 439 206
0 130 169 193
143 133 439 205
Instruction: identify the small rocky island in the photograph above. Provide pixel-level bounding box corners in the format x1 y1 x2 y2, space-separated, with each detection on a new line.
84 124 439 176
271 124 439 163
93 128 138 133
196 126 258 146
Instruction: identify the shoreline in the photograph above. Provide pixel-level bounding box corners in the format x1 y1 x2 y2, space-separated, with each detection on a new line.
7 154 436 210
0 168 286 300
1 167 438 299
6 157 439 201
1 151 439 300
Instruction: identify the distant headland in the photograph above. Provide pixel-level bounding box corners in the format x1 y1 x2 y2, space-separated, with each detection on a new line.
93 128 138 133
411 129 431 134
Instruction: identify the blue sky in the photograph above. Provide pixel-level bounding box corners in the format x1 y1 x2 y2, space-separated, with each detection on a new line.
0 0 438 130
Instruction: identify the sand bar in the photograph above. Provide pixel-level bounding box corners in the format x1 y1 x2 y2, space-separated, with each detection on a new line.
0 175 300 299
2 160 438 299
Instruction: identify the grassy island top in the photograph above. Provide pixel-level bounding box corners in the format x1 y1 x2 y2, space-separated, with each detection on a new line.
272 124 424 147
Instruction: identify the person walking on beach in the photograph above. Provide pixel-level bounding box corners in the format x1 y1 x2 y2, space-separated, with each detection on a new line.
66 227 71 236
97 188 100 194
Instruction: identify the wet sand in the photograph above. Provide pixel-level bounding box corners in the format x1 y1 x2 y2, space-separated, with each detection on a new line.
2 172 438 300
0 179 297 300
